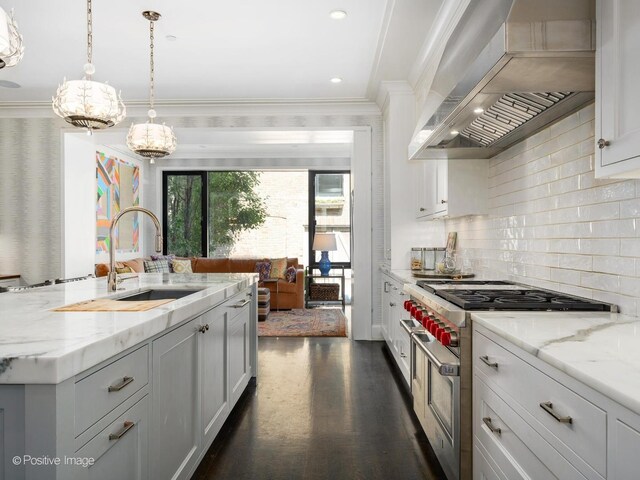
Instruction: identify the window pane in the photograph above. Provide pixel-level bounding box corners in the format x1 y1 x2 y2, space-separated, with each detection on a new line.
165 174 203 257
313 172 351 265
315 174 344 197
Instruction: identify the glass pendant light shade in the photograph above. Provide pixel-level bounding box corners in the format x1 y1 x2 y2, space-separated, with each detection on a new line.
0 7 24 69
127 120 176 158
53 78 126 129
52 0 126 131
128 11 177 159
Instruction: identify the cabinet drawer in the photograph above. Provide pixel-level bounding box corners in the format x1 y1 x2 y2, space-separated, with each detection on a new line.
75 395 148 480
222 290 252 319
474 330 606 477
75 345 149 436
474 375 587 480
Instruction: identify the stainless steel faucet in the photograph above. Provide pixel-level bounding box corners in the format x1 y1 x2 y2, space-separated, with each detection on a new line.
107 206 163 291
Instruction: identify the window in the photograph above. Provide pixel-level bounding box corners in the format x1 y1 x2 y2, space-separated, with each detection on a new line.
315 174 344 197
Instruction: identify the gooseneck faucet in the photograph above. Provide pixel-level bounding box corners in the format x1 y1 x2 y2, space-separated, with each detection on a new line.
107 206 163 291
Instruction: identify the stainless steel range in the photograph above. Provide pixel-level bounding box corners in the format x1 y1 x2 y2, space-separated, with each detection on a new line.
401 280 616 480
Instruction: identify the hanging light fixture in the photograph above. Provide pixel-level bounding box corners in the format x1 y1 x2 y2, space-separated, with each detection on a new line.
0 6 24 69
127 11 176 159
52 0 125 132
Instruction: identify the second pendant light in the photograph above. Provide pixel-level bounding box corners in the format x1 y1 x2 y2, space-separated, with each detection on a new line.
127 11 177 160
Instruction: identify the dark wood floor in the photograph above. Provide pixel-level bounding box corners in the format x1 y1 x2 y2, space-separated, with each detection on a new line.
192 337 446 480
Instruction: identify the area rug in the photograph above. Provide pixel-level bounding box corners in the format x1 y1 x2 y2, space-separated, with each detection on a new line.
258 308 347 337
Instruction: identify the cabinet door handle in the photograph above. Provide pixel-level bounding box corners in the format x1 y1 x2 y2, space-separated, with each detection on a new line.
229 299 250 308
108 420 135 441
198 324 210 334
597 138 610 149
108 376 134 393
539 401 572 424
482 417 501 436
246 292 253 297
392 285 398 291
383 281 390 293
441 199 447 204
389 302 396 307
479 355 498 369
400 352 407 358
419 207 426 211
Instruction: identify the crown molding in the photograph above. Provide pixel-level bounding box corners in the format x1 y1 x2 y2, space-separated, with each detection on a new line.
0 98 382 118
376 80 415 111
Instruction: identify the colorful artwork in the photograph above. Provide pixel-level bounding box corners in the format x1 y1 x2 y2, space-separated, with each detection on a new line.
96 152 140 254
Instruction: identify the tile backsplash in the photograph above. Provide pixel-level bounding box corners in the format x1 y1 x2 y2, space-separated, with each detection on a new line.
429 104 640 315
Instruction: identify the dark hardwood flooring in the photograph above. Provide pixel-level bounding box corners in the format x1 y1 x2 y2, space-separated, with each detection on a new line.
192 337 446 480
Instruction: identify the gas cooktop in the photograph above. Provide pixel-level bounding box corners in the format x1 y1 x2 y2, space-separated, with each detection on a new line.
416 280 615 311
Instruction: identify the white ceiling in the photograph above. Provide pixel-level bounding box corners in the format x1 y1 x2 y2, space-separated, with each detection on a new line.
0 0 398 103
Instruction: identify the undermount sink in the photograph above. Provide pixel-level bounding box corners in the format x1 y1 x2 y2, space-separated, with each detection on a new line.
115 288 204 302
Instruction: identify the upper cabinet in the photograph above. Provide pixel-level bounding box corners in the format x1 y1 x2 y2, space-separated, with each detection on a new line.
595 0 640 178
414 159 489 220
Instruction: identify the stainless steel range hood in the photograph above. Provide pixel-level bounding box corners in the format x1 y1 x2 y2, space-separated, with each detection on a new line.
410 0 595 160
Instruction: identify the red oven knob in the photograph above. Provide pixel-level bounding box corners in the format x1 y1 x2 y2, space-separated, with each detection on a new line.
424 316 434 329
410 306 418 317
429 321 440 336
415 310 424 322
404 300 411 311
440 331 452 346
437 327 451 342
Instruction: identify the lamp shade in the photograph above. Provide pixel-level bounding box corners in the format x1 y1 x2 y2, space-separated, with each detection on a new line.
312 233 337 251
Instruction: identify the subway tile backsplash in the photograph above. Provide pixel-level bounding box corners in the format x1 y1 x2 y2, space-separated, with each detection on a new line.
428 104 640 315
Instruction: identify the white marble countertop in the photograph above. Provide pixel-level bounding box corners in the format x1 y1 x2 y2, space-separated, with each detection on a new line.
471 311 640 416
379 265 417 285
0 273 257 384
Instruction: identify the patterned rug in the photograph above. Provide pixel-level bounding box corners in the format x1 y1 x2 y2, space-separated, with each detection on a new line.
258 308 347 337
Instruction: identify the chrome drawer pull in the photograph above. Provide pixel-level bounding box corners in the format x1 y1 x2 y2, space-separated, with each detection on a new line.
108 376 134 393
482 417 501 436
479 355 498 369
540 401 572 424
108 421 135 441
229 299 250 308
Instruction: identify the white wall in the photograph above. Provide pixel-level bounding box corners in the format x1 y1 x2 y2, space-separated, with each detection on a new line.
0 117 63 284
422 104 640 315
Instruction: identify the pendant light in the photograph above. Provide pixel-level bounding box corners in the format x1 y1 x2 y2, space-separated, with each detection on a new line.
0 6 24 68
52 0 125 132
126 11 176 160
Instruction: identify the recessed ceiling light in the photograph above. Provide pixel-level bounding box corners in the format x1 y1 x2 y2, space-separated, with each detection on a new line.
166 35 177 41
450 129 459 135
330 77 343 84
330 10 347 20
473 107 484 114
0 80 21 88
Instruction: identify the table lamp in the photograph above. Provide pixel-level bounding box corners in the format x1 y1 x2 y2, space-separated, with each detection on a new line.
312 233 337 276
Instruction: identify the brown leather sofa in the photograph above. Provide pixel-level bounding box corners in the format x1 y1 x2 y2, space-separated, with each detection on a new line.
96 257 304 310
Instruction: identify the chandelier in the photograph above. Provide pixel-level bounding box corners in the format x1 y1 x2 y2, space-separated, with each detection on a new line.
127 11 176 159
52 0 125 132
0 6 24 68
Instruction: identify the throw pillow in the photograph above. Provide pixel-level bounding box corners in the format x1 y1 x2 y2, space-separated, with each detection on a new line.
254 261 272 282
172 259 193 274
269 257 288 280
143 259 171 273
115 266 133 274
150 254 176 272
285 266 297 283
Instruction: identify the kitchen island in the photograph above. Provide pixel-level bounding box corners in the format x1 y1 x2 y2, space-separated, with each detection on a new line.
0 273 258 480
471 311 640 480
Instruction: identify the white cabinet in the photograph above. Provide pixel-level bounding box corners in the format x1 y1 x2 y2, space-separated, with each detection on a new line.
75 396 149 480
473 323 640 480
226 295 251 408
200 307 229 447
151 318 200 480
380 273 410 386
595 0 640 178
414 159 488 219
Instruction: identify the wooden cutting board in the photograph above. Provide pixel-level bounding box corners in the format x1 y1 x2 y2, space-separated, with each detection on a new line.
53 298 175 312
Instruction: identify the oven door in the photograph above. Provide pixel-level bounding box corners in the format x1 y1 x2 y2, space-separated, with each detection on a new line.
412 333 460 480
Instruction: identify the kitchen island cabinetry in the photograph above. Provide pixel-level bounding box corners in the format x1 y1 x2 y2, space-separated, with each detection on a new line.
595 0 640 178
473 317 640 480
414 159 488 219
0 274 257 480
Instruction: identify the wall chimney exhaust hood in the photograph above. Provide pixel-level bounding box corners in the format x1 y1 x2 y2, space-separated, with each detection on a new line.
409 0 595 160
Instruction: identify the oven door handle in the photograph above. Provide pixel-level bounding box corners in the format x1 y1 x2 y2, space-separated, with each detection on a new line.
413 335 459 377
